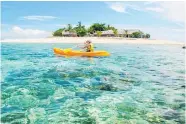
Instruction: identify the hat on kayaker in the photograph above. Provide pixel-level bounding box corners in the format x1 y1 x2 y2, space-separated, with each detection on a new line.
86 40 91 43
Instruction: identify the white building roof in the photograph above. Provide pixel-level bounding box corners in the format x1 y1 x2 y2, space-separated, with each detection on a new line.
101 30 114 34
93 29 141 35
93 30 114 35
127 29 140 34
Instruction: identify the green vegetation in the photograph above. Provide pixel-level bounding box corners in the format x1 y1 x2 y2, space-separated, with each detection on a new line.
53 22 150 38
96 31 102 37
131 32 143 38
145 33 150 38
53 28 65 36
124 30 128 38
113 29 118 37
66 24 74 32
106 24 117 31
88 23 107 34
74 22 87 37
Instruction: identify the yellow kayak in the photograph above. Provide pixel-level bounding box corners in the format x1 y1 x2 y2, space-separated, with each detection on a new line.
53 48 110 57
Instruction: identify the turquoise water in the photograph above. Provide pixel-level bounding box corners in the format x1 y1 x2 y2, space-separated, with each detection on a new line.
1 43 185 124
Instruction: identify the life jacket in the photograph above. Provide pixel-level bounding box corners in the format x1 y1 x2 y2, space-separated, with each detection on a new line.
86 43 94 52
89 43 94 52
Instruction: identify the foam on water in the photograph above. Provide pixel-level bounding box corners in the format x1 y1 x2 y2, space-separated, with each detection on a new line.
1 43 185 123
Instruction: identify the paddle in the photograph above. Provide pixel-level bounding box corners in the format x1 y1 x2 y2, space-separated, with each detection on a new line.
63 44 80 53
63 43 97 53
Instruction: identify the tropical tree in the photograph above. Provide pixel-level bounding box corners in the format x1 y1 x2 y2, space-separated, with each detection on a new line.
78 21 82 28
113 29 118 37
124 30 128 38
96 31 102 37
106 25 116 31
88 23 107 34
66 24 75 32
53 28 65 36
74 21 87 37
145 33 150 38
132 31 143 38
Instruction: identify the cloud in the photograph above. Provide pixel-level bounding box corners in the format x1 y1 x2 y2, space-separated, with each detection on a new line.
144 1 157 5
106 2 143 14
106 2 185 23
158 2 185 23
144 1 185 23
145 7 164 12
21 16 58 21
2 26 51 39
106 2 126 13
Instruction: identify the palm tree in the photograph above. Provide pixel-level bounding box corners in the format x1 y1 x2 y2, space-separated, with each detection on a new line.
124 30 128 38
78 21 81 28
145 34 150 39
107 25 110 30
77 21 84 29
113 29 118 37
66 24 73 32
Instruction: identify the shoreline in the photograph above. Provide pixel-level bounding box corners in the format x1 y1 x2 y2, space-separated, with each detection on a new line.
1 37 185 45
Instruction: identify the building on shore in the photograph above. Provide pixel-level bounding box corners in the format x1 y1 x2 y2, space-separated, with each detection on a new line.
118 29 142 38
92 29 144 38
61 29 145 38
117 30 125 37
100 30 114 37
93 30 114 37
62 31 77 37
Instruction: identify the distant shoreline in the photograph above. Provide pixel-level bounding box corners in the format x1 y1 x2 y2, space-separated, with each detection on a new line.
1 37 184 45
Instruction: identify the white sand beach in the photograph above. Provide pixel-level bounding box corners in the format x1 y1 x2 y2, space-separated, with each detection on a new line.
1 37 185 45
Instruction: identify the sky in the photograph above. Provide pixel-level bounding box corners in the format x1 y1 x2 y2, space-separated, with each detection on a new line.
1 1 185 42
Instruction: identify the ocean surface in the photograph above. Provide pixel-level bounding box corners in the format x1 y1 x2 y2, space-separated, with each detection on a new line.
1 43 185 124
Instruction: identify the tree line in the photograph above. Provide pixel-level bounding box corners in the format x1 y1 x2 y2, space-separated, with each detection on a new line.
53 22 150 38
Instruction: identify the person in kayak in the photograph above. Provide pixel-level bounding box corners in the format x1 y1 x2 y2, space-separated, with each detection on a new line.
83 40 94 52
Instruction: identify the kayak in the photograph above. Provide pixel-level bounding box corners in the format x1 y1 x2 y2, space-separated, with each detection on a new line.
53 48 110 57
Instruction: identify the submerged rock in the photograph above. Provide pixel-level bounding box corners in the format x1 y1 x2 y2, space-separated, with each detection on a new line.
162 109 180 120
1 112 26 123
181 85 185 88
99 84 117 91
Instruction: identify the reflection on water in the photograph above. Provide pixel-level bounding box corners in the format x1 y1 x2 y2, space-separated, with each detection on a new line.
1 43 185 123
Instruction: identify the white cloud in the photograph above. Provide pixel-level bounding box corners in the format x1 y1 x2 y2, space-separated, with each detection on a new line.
106 1 185 23
171 28 185 32
144 1 157 5
144 1 185 23
145 7 164 12
175 22 184 27
106 2 126 13
158 2 185 23
106 2 144 14
2 26 51 39
21 16 58 21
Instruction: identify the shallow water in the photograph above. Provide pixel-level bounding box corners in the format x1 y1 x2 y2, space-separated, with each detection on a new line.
1 43 185 124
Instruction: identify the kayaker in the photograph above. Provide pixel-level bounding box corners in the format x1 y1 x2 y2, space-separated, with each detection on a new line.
83 40 94 52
